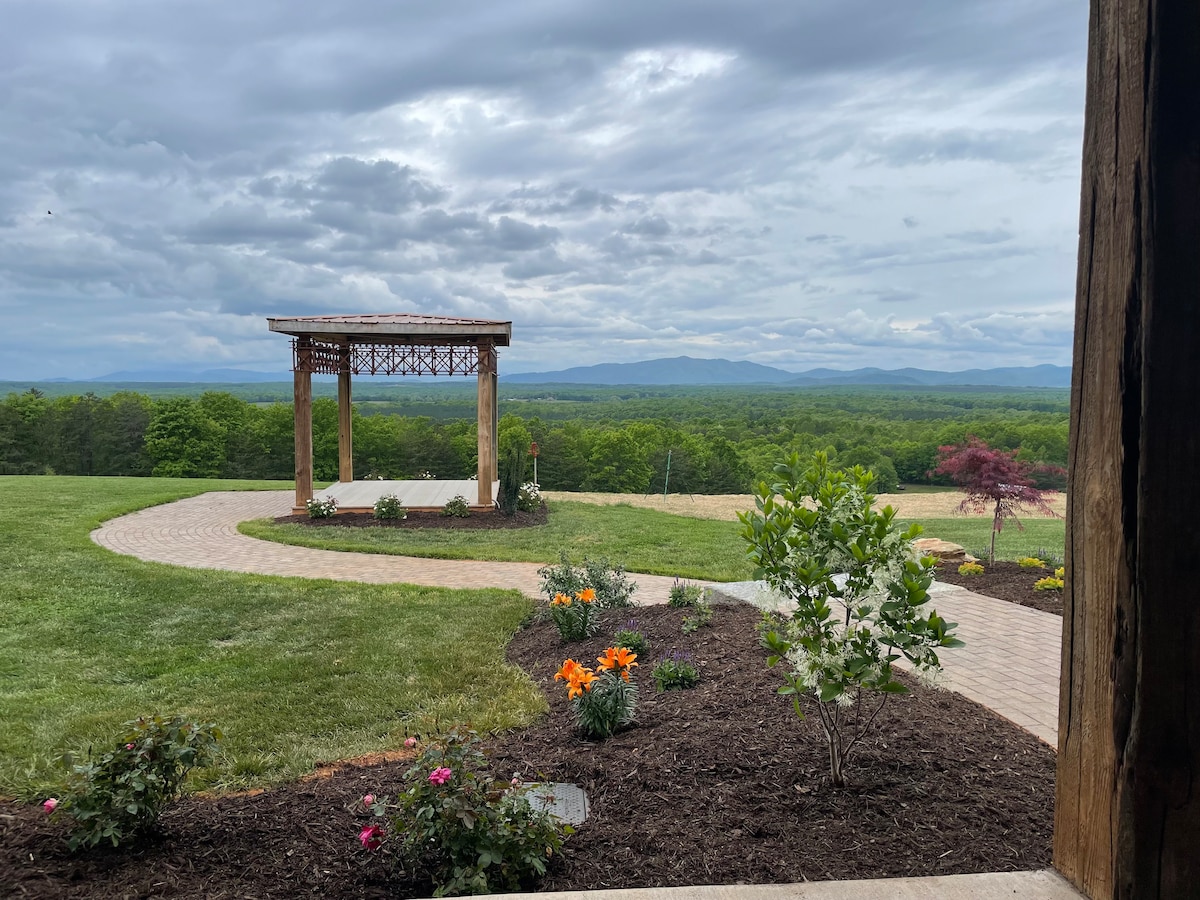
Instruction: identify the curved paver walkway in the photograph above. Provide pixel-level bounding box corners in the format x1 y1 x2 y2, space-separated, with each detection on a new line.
91 491 1062 745
91 490 699 605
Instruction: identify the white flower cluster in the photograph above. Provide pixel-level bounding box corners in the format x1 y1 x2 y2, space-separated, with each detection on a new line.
305 496 338 518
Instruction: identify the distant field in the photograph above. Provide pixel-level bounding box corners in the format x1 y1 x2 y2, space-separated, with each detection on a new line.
543 489 1067 523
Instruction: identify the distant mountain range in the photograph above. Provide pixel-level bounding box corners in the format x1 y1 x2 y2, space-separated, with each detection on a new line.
44 358 1070 388
503 357 1071 388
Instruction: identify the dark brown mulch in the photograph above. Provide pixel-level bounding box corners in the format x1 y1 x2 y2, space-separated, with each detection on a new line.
934 561 1064 615
274 504 548 530
1 603 1055 899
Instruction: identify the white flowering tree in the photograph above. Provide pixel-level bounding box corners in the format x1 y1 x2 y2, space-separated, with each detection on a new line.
739 452 963 787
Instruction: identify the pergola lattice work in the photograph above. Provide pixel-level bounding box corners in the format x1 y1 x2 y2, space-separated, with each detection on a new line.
267 313 511 512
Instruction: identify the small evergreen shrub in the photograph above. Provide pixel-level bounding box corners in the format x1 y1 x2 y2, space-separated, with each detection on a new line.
958 561 985 576
442 495 471 518
372 493 407 520
498 447 526 516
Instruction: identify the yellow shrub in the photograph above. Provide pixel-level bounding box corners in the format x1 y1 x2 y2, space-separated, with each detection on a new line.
1054 566 1065 579
1034 576 1064 592
958 562 985 576
1018 557 1047 569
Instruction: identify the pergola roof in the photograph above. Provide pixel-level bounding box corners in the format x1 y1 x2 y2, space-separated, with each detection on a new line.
267 313 511 346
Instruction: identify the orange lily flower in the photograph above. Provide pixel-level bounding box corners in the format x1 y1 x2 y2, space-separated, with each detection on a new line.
576 588 597 603
555 659 582 682
567 668 596 699
597 646 638 679
551 593 573 606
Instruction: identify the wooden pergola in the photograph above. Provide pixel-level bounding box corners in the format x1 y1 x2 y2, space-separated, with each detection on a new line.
266 313 511 513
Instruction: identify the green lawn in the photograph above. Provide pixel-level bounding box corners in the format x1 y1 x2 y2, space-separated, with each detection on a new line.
0 476 543 799
240 500 755 582
908 516 1066 562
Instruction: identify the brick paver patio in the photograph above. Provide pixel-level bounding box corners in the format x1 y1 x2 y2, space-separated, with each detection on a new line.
91 490 1062 745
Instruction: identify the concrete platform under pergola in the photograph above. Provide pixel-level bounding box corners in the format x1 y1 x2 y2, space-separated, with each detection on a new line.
267 313 510 514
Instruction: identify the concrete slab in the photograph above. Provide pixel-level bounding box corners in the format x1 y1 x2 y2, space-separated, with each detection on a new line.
487 869 1082 899
316 479 498 510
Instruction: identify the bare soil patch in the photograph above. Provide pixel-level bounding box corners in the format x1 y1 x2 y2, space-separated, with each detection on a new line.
3 604 1054 898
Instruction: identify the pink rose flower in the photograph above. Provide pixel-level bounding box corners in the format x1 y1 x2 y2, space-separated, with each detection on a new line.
125 743 135 750
404 737 417 748
362 793 375 806
43 798 58 813
358 823 385 851
428 766 452 785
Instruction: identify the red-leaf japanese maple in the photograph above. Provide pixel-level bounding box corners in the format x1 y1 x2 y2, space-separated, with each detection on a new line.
933 437 1063 564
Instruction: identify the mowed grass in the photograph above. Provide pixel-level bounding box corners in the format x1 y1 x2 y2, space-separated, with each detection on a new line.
0 476 543 799
240 500 755 582
908 516 1066 561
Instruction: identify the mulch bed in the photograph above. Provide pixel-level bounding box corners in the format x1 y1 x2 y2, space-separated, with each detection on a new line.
274 505 548 530
934 561 1064 615
2 603 1055 898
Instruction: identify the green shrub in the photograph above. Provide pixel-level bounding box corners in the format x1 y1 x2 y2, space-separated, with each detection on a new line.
612 621 649 657
358 729 569 896
442 495 471 518
49 716 221 850
668 578 705 608
958 561 985 576
517 481 542 513
537 552 638 609
652 651 700 692
372 493 407 520
498 447 526 516
681 599 713 634
305 496 338 518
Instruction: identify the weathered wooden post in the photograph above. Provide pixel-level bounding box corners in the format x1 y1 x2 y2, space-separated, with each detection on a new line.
1054 1 1200 896
292 337 314 511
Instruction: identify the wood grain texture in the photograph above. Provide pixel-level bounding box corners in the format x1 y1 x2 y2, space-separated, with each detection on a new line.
292 366 313 509
476 347 496 506
1055 1 1200 897
337 364 353 483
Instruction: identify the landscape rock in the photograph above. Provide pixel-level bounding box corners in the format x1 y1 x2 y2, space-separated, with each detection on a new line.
913 538 977 563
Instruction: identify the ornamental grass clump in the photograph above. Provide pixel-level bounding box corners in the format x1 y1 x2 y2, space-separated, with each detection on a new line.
549 589 599 642
305 496 338 518
373 493 407 520
556 647 638 739
47 715 221 850
740 451 963 788
356 729 569 897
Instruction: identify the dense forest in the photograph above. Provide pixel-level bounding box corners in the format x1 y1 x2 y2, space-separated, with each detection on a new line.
0 384 1069 493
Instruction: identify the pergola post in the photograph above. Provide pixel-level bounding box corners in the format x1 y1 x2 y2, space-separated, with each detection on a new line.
337 345 353 483
293 338 314 511
1054 1 1200 896
477 342 496 506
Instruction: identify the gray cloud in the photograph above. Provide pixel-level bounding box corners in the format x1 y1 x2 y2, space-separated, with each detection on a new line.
0 0 1087 378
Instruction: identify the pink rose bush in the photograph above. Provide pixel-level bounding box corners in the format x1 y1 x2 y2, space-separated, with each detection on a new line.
358 823 385 850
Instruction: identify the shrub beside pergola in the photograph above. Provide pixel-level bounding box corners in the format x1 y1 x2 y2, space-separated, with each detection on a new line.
267 313 511 512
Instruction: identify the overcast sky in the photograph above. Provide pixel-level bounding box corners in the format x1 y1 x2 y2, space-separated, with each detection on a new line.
1 1 1088 379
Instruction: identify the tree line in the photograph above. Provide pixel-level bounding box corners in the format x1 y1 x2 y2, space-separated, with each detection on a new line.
0 387 1069 493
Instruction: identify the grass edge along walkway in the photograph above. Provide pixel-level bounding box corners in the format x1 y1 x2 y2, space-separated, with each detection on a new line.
0 476 543 799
